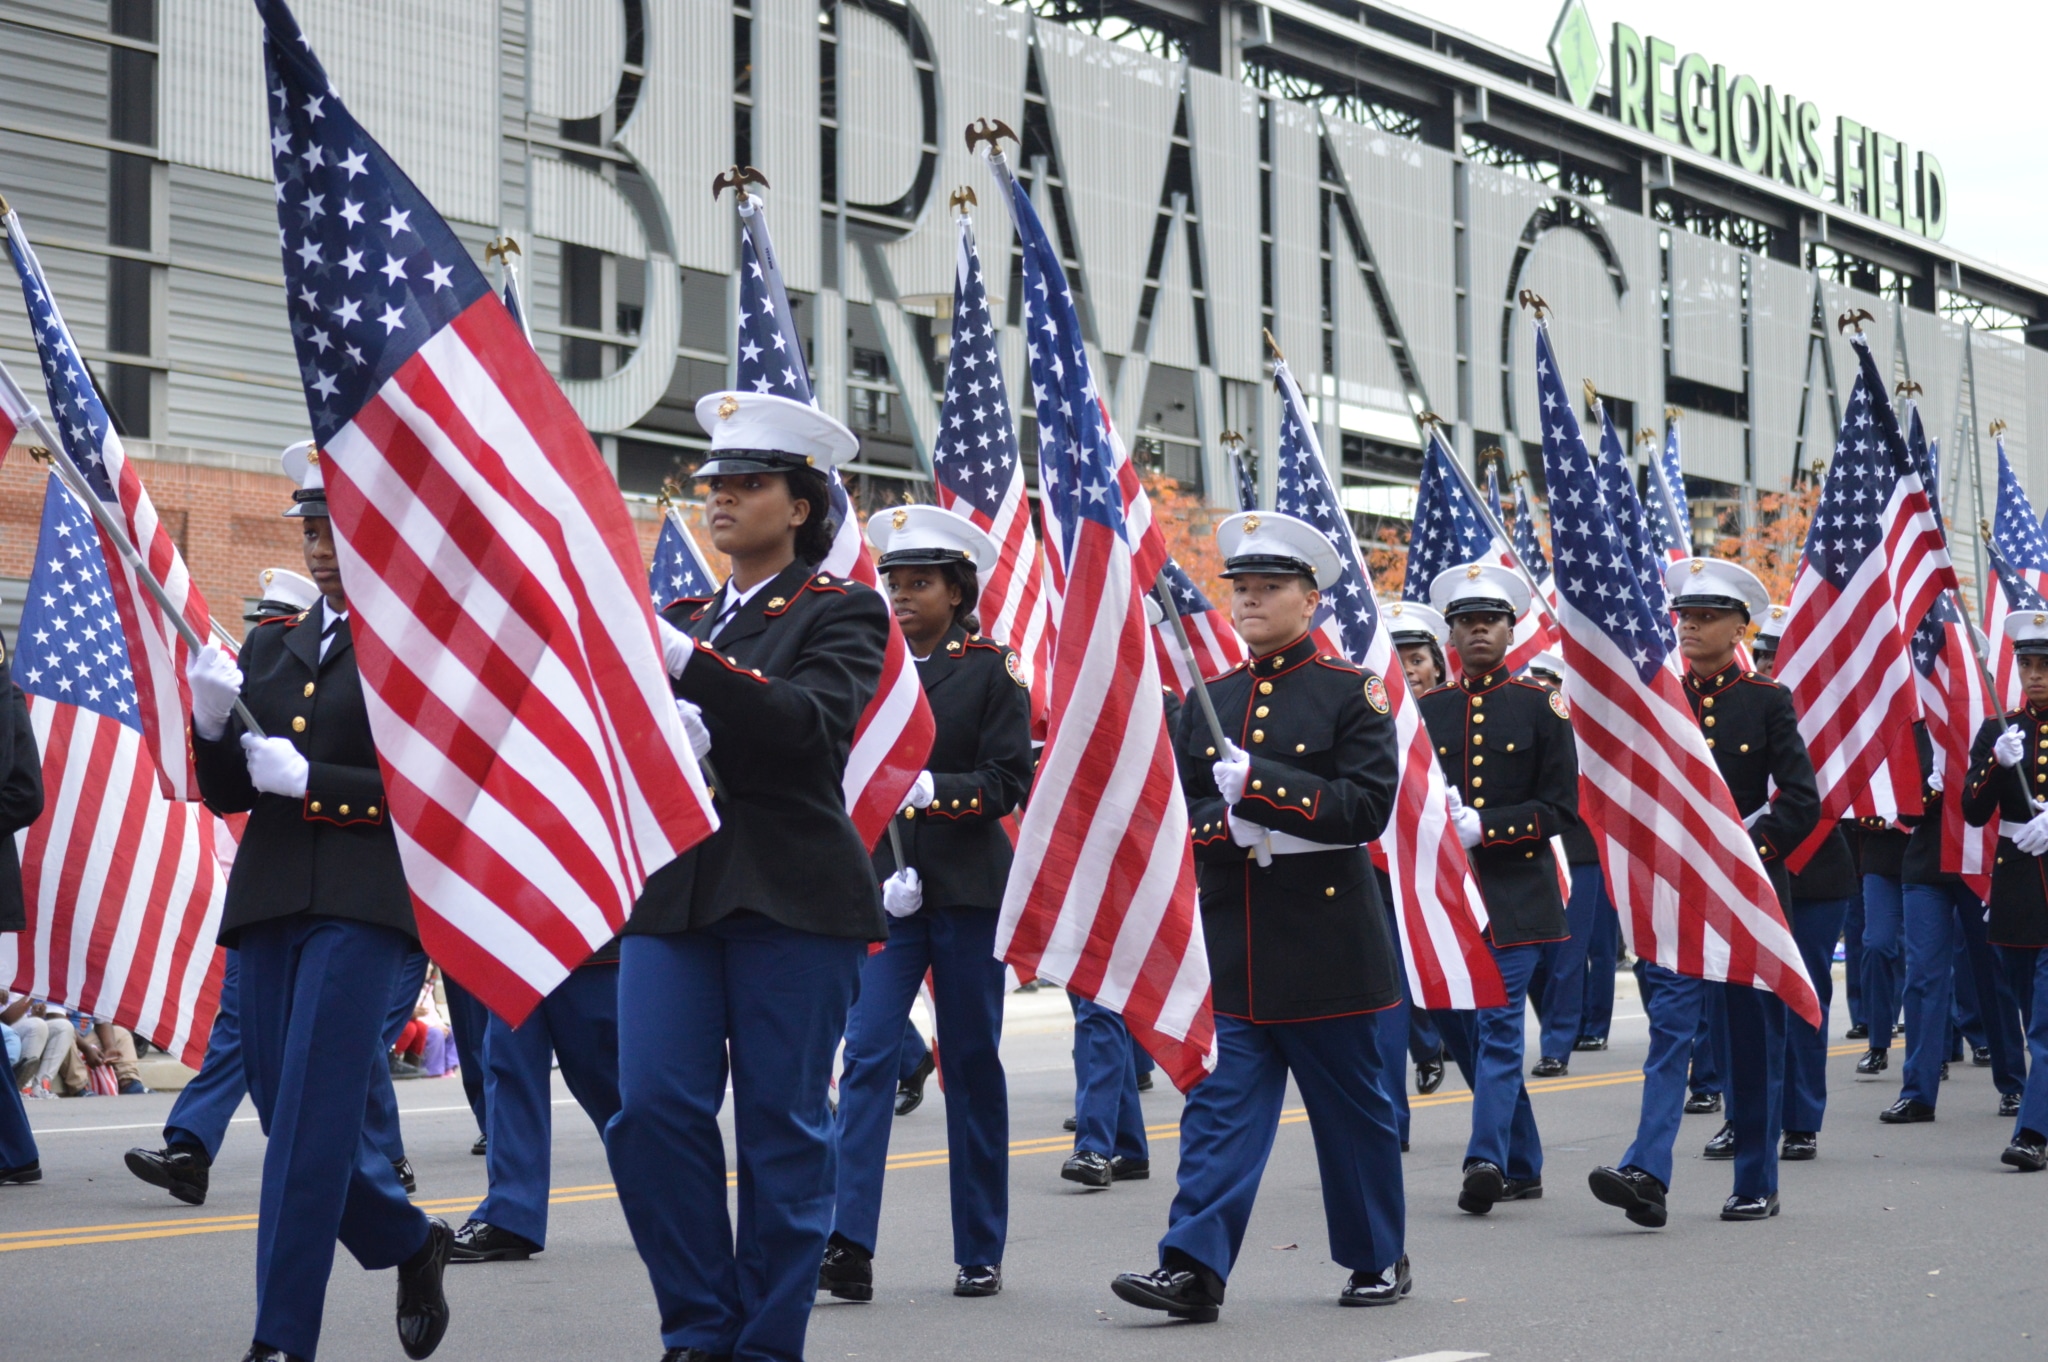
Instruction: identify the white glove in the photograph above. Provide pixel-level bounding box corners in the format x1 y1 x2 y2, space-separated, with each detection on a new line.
1926 767 1945 794
1453 804 1483 848
186 644 242 742
1227 808 1266 847
1444 782 1465 816
907 770 936 809
1743 806 1766 830
882 867 923 917
241 733 309 799
1995 724 2026 769
675 698 712 760
1213 741 1251 805
2015 811 2048 857
656 616 694 679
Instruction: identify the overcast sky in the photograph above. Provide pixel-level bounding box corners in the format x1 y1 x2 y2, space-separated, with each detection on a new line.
1418 0 2048 288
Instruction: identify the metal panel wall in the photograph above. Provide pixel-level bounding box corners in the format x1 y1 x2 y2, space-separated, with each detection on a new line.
750 0 819 294
1901 308 1965 454
1679 410 1746 486
2031 349 2048 499
1820 282 1898 391
1268 97 1321 388
1462 164 1555 437
1147 205 1201 373
1502 202 1658 444
529 157 648 258
1184 67 1262 383
1748 256 1813 490
1322 116 1456 415
4 13 114 141
617 0 732 277
838 6 922 210
1034 24 1181 357
1669 231 1744 391
1329 227 1408 418
529 0 624 122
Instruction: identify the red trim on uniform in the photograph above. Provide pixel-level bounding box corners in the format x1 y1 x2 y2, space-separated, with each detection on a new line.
1240 787 1321 822
924 788 987 821
302 794 385 828
691 640 771 682
1213 999 1399 1023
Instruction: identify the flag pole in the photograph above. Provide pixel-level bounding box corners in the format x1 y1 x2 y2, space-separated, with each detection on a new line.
0 358 263 737
1153 577 1271 867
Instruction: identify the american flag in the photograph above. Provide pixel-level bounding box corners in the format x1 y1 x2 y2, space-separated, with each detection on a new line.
931 211 1050 731
988 147 1211 1091
1151 557 1244 698
647 508 720 612
1646 415 1693 561
0 474 227 1067
257 0 718 1023
1774 334 1950 870
4 206 213 802
725 191 934 845
1234 446 1259 514
1910 588 1995 897
0 369 27 455
1594 402 1676 655
1509 476 1550 581
1532 323 1817 1024
1272 366 1502 1008
1986 433 2048 709
1404 429 1501 603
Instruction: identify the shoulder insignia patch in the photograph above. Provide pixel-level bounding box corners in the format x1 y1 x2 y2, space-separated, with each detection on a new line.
1005 651 1028 688
1363 673 1390 714
1549 688 1570 720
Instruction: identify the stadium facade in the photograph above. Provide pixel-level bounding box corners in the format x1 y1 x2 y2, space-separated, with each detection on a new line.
2 0 2046 627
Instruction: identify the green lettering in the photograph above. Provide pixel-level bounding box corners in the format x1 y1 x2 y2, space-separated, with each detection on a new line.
1767 87 1797 187
1835 116 1865 211
1678 53 1716 153
1612 24 1648 131
1797 102 1825 196
1869 130 1902 225
1648 37 1680 143
1728 75 1767 174
1919 151 1947 240
1898 142 1924 235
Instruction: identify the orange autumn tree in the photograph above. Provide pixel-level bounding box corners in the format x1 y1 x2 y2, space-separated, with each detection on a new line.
1710 479 1822 604
1143 470 1232 604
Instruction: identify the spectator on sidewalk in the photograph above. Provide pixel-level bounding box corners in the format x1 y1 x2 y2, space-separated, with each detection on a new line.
58 1015 146 1095
4 993 76 1100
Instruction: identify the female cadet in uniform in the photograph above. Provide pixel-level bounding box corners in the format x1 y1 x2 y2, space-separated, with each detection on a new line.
0 631 44 1188
183 444 451 1362
821 504 1033 1303
609 391 888 1362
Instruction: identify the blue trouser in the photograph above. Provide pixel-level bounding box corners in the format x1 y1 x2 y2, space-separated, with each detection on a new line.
1581 885 1620 1042
474 962 621 1249
1070 994 1148 1161
1785 897 1852 1133
1534 867 1603 1062
1408 1006 1444 1064
238 916 429 1361
608 915 864 1362
1843 891 1868 1030
1998 946 2048 1140
1622 964 1706 1187
1452 941 1542 1177
0 1038 34 1169
1160 1012 1403 1281
1955 897 2026 1096
442 975 492 1134
1373 888 1413 1144
1688 983 1728 1096
165 948 246 1161
835 905 1009 1267
1899 882 2010 1106
1863 873 1906 1050
1953 935 1986 1056
1722 983 1787 1198
897 1018 931 1084
362 949 429 1165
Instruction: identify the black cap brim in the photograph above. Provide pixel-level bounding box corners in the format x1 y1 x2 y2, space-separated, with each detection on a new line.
1221 554 1316 580
1671 594 1750 617
695 451 816 477
284 491 328 519
877 548 973 571
1442 598 1516 620
2015 641 2048 658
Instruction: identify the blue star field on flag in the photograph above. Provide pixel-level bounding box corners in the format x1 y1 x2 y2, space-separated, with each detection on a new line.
1904 403 1944 529
1235 448 1259 514
1594 402 1674 647
1910 582 1967 680
1403 428 1498 603
932 220 1018 517
1510 477 1550 579
1991 437 2048 582
1535 326 1667 681
1484 464 1505 523
734 210 812 402
257 0 492 445
1799 366 1891 590
1646 418 1693 558
1156 556 1220 620
648 515 718 612
16 474 138 725
1989 539 2048 615
6 218 123 504
1273 363 1380 662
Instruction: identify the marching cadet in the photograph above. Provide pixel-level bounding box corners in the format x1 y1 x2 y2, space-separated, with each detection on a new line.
1588 559 1816 1227
1749 608 1857 1161
822 505 1033 1302
1963 610 2048 1170
0 628 44 1188
610 391 888 1362
1111 510 1410 1320
183 446 451 1361
1419 564 1579 1215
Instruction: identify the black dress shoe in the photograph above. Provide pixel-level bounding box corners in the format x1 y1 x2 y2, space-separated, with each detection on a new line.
895 1050 936 1117
1974 1045 1994 1067
1940 1062 1950 1082
126 1145 209 1205
817 1236 874 1302
449 1218 539 1263
1780 1131 1817 1161
1531 1056 1568 1078
1109 1260 1224 1323
395 1217 453 1359
2002 1133 2048 1172
470 1134 487 1156
2001 1092 2024 1118
1894 1021 1906 1036
1062 1150 1113 1188
1845 1022 1869 1040
1458 1160 1505 1214
1720 1191 1780 1221
1684 1090 1722 1114
1499 1176 1543 1201
0 1160 41 1186
954 1263 1002 1297
1136 1070 1154 1093
392 1158 417 1195
657 1351 732 1362
1340 1254 1412 1306
1573 1035 1609 1052
1880 1098 1937 1124
1855 1048 1888 1076
1109 1155 1150 1182
241 1347 309 1362
1702 1122 1736 1159
1062 1115 1077 1132
1587 1164 1667 1228
1415 1050 1446 1095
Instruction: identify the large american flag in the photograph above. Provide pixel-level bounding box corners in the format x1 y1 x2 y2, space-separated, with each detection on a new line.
1594 402 1677 655
5 206 212 802
1985 432 2048 710
931 211 1050 730
647 508 720 612
1151 557 1244 698
726 192 933 846
988 145 1211 1091
258 0 718 1023
1 474 227 1067
1646 414 1693 561
1911 587 1995 897
1774 334 1951 870
1272 365 1502 1008
1533 324 1817 1024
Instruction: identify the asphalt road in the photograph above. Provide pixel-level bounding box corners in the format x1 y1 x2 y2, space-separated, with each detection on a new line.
5 977 2046 1362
